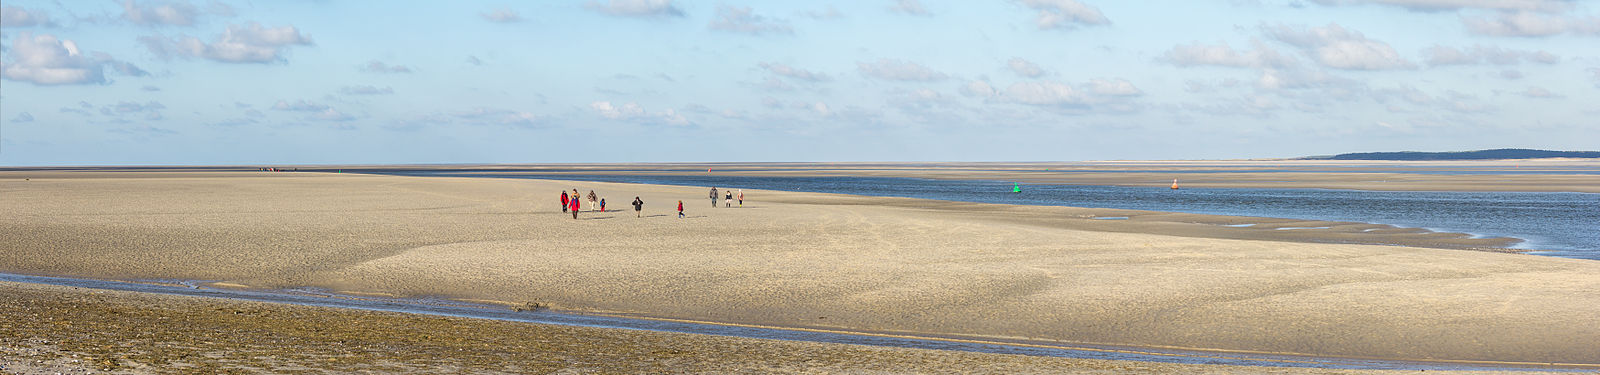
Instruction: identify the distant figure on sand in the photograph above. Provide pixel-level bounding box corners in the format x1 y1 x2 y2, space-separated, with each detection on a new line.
599 198 606 212
709 187 719 207
725 191 733 208
632 197 644 217
560 191 569 213
587 190 598 211
677 200 684 218
738 190 744 206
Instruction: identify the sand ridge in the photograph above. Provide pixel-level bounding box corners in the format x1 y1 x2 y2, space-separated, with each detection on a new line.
1 170 1596 365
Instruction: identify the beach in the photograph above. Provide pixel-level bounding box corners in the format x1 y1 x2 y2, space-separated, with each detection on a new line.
2 168 1598 371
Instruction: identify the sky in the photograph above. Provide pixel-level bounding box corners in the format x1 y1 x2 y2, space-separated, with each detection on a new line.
1 0 1597 165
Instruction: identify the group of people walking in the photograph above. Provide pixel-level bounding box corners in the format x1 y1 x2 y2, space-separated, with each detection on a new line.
558 187 743 220
708 187 743 208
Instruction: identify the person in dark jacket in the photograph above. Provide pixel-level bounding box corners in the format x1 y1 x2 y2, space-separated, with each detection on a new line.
632 197 644 218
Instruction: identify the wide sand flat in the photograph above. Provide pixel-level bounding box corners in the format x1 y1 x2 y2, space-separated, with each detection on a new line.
1 170 1597 367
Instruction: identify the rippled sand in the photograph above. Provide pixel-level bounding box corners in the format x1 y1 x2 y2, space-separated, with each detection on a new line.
9 281 1519 374
1 170 1596 367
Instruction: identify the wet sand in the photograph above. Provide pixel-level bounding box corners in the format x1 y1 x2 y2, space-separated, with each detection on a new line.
1 169 1597 368
4 281 1523 374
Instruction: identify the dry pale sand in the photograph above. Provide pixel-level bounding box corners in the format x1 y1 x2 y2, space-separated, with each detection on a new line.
1 170 1597 368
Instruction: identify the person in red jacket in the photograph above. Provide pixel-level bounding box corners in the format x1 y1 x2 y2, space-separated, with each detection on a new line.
677 200 684 218
570 192 581 219
560 191 569 213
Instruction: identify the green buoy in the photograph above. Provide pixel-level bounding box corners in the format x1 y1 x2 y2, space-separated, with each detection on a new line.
1012 183 1022 193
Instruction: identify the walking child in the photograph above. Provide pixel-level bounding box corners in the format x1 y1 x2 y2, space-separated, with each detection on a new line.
600 198 606 212
677 200 684 218
560 191 569 213
632 197 644 218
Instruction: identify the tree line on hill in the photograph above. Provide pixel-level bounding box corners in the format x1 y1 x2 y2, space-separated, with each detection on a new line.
1300 148 1600 161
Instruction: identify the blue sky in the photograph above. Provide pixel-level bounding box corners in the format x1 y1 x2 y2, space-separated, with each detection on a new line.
1 0 1596 165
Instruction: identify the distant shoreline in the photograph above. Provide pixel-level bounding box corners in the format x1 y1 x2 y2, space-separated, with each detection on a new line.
6 159 1599 193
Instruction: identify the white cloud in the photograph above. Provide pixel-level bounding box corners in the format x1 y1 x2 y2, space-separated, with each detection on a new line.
1374 85 1436 107
889 0 931 16
1 6 53 28
584 0 684 18
1263 23 1414 70
105 101 166 115
312 108 355 122
811 102 831 116
802 6 845 20
139 22 313 63
1497 69 1524 79
1421 44 1559 66
757 76 794 91
1002 81 1087 106
590 101 689 126
481 8 522 23
1310 0 1575 12
449 107 544 127
1007 57 1046 78
1162 40 1298 68
339 85 394 95
1018 0 1110 30
272 99 330 112
1254 68 1359 90
122 0 199 26
857 58 947 81
960 80 997 97
270 99 357 122
709 5 792 35
10 112 34 123
1088 78 1143 96
1 32 144 85
1461 11 1600 37
360 60 412 73
1519 86 1563 98
759 62 830 82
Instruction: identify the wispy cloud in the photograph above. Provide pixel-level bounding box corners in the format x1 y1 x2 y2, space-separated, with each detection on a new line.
709 5 792 35
857 58 947 82
139 22 313 64
584 0 684 18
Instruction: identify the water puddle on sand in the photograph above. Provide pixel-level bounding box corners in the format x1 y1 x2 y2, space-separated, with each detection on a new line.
3 273 1589 372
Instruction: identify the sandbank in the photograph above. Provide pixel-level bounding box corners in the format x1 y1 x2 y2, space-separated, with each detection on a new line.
1 170 1596 367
